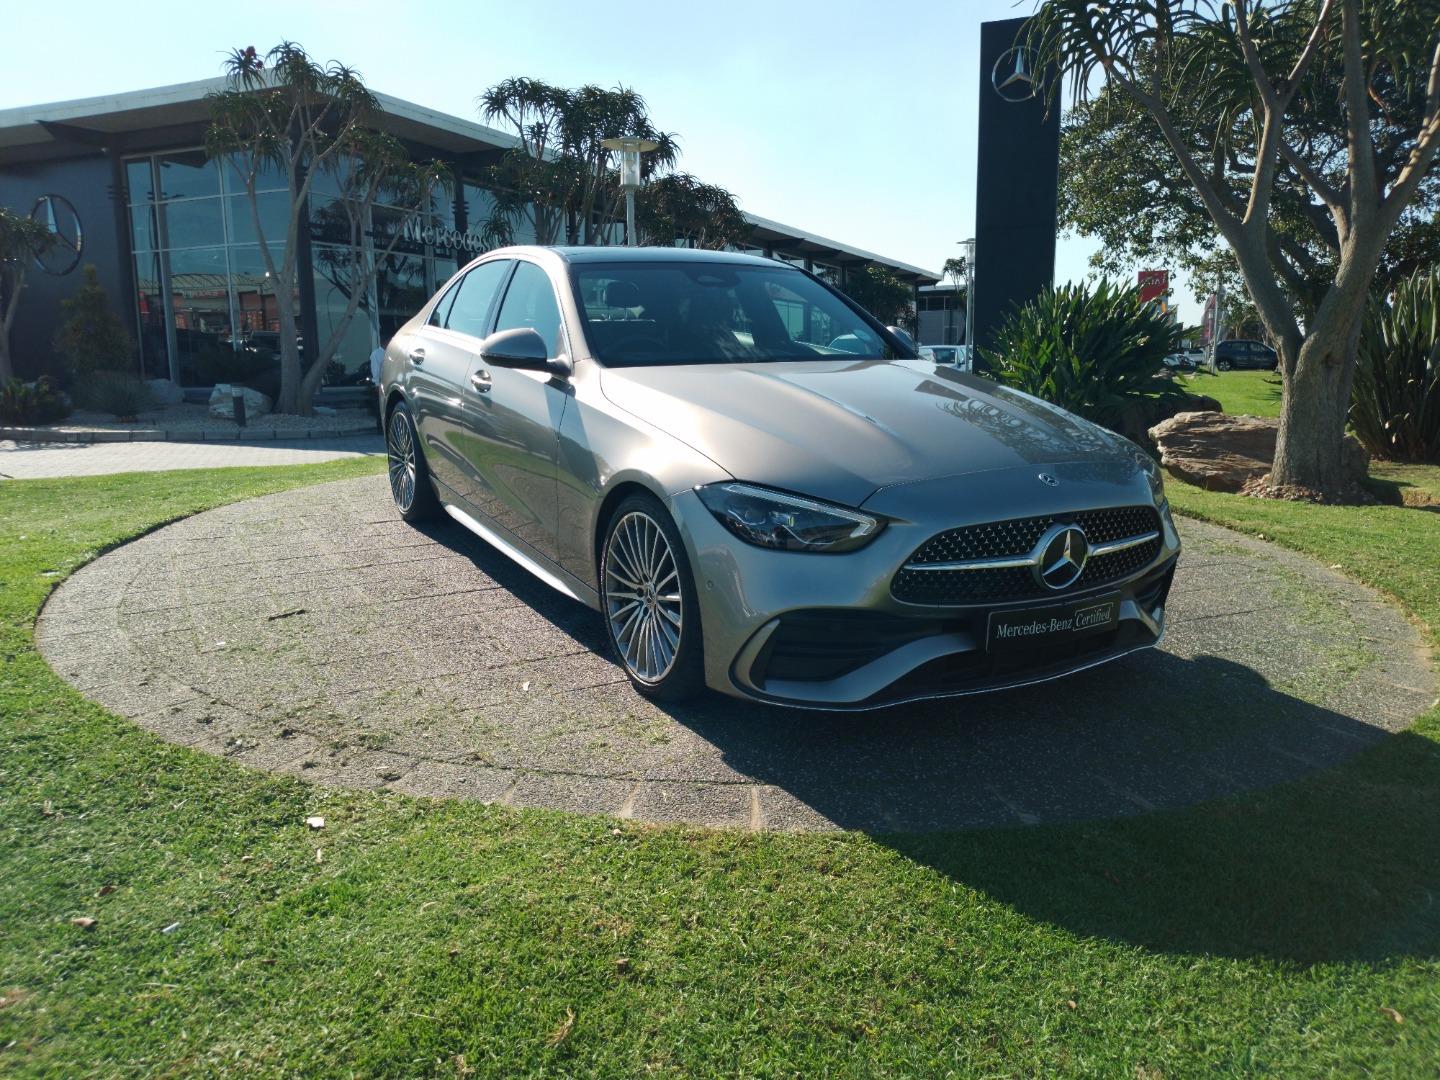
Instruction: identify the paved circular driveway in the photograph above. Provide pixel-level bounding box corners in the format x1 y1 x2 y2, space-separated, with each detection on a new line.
37 475 1435 832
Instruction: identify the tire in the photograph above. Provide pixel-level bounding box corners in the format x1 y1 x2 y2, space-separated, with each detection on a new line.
385 400 441 523
600 493 706 702
1216 359 1232 372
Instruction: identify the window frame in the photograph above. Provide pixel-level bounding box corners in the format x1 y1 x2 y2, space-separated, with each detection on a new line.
489 258 570 360
427 258 514 342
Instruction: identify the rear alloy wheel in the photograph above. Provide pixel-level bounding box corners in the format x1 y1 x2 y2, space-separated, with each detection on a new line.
1216 358 1232 372
601 496 705 701
386 401 440 522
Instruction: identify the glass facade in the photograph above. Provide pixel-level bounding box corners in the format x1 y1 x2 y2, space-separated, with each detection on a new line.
124 152 495 393
113 146 928 394
126 151 295 389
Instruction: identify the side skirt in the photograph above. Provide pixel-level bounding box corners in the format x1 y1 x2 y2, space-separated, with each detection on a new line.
440 498 600 610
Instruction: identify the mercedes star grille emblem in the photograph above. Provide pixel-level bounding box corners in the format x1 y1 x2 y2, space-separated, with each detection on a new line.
1037 473 1059 487
1034 524 1089 590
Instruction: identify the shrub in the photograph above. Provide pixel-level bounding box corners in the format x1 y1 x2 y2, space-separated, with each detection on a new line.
73 371 155 421
980 279 1185 438
1352 265 1440 462
0 376 72 425
52 265 134 380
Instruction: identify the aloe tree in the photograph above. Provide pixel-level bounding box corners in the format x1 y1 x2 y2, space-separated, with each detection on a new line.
842 265 916 331
205 43 449 415
636 173 747 249
479 78 678 245
0 207 55 382
1029 0 1440 499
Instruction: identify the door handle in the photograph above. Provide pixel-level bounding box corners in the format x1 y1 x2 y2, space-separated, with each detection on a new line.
469 369 492 393
408 347 426 365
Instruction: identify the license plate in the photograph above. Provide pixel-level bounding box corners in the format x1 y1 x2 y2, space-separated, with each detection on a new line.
986 598 1119 652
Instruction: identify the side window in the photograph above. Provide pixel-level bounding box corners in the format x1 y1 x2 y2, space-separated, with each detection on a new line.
444 260 512 339
493 262 562 358
427 277 462 328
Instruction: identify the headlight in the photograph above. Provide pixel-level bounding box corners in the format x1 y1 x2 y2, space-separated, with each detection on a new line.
1135 447 1167 503
695 482 883 553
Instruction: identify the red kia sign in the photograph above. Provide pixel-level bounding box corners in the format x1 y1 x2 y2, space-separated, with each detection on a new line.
1137 270 1169 306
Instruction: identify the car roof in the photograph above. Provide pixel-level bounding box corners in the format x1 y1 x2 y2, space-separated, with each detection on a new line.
486 245 783 269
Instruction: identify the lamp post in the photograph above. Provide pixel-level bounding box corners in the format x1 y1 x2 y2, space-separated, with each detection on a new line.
601 136 659 247
957 237 976 369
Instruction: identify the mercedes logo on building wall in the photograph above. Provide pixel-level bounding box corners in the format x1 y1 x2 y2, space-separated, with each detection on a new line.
1034 524 1089 590
29 194 84 276
992 45 1039 103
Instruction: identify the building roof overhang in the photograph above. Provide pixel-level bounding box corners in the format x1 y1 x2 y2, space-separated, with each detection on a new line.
0 79 939 284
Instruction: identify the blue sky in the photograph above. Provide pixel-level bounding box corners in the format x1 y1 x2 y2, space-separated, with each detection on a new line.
2 0 1194 319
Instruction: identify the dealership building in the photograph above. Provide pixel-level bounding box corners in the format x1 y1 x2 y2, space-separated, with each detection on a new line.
0 80 939 399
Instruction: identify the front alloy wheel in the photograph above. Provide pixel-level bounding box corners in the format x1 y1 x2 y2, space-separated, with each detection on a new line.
602 497 704 700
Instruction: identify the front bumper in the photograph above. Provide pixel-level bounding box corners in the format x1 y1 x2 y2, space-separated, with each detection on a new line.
670 473 1180 711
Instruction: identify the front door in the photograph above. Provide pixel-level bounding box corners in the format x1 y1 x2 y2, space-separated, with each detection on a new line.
460 260 569 561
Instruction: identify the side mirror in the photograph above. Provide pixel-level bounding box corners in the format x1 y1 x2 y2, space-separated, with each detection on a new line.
478 327 571 378
887 325 917 352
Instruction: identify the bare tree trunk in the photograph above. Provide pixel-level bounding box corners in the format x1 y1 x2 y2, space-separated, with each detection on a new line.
297 344 329 416
1269 229 1380 497
1272 330 1360 495
0 273 19 383
275 301 302 414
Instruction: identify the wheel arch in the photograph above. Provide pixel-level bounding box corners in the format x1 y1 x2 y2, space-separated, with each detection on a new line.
591 477 672 578
383 388 408 426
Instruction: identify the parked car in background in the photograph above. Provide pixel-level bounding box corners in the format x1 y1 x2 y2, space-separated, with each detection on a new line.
1213 339 1279 371
1162 349 1202 371
379 246 1179 709
918 344 973 371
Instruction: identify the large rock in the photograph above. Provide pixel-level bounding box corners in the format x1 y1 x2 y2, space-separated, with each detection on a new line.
208 384 273 421
1114 391 1225 446
145 379 184 407
1147 411 1369 493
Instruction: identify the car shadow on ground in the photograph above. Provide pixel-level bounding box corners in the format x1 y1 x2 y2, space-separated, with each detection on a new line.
424 516 1440 966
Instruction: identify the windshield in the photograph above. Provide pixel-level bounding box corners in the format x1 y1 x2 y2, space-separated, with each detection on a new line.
572 262 910 366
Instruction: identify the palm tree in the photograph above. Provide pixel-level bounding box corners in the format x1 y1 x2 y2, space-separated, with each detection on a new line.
479 79 679 246
205 42 448 414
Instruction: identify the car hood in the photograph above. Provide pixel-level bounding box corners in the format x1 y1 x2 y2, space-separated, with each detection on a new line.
599 359 1133 508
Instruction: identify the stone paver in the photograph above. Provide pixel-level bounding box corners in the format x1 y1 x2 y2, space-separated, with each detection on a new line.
0 436 382 479
36 474 1436 832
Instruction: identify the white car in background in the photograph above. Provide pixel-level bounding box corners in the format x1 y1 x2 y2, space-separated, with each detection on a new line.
919 344 972 371
1162 349 1203 371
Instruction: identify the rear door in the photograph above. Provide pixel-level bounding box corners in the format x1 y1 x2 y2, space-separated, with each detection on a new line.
460 260 571 560
407 259 512 497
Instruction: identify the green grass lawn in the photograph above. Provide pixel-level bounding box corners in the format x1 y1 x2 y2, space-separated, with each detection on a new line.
1181 368 1284 417
3 461 1440 1077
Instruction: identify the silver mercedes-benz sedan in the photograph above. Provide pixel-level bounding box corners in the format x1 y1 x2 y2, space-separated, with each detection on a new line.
378 246 1180 710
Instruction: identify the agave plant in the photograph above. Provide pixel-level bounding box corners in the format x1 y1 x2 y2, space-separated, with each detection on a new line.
980 279 1185 436
0 376 71 425
1352 266 1440 462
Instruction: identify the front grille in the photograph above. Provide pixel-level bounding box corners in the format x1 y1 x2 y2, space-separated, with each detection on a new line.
892 505 1162 605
